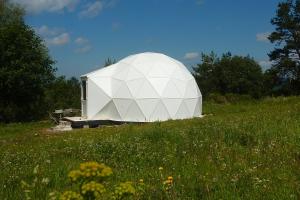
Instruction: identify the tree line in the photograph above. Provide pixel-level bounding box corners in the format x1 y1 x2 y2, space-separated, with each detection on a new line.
0 1 81 122
0 0 299 122
194 0 300 98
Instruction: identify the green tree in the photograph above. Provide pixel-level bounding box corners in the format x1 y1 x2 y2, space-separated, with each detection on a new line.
104 57 116 67
0 1 55 122
45 76 81 111
192 51 219 96
193 52 264 98
268 0 300 94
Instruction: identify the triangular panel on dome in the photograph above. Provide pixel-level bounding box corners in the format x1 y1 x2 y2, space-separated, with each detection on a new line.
150 100 171 121
171 66 189 81
112 64 130 80
161 80 182 98
136 99 160 119
110 78 123 96
132 60 152 76
169 57 185 68
124 101 145 122
125 66 145 80
126 78 145 97
185 79 200 98
87 79 111 119
135 79 160 98
148 78 170 96
183 98 199 115
180 67 194 80
119 54 137 65
195 85 202 97
112 80 133 98
93 100 121 121
157 60 178 76
89 64 116 78
175 101 191 119
90 77 112 97
193 98 202 117
171 79 187 96
147 63 169 77
113 99 133 119
162 98 183 117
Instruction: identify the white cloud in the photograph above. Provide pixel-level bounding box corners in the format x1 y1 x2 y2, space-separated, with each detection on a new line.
75 45 92 53
256 32 270 42
79 1 103 18
46 33 70 46
35 25 64 37
11 0 79 14
74 37 91 53
75 37 89 45
184 52 199 60
259 60 273 70
106 0 118 8
35 25 70 46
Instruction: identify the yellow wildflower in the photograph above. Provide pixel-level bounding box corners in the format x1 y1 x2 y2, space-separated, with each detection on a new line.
59 191 83 200
114 181 136 199
68 170 82 182
69 162 113 182
81 181 106 198
163 176 174 186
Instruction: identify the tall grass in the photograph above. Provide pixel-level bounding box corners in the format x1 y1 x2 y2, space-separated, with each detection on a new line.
0 97 300 199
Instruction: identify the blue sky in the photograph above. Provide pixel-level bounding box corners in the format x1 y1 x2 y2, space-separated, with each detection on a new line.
14 0 281 78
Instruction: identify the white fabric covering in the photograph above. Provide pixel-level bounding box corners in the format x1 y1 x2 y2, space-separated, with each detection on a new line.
81 52 202 122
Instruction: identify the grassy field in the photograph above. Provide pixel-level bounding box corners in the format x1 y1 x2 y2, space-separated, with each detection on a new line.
0 96 300 199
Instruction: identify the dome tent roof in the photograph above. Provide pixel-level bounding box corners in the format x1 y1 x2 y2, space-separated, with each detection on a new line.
81 52 202 122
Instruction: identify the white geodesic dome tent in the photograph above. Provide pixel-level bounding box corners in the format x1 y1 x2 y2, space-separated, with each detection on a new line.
80 52 202 122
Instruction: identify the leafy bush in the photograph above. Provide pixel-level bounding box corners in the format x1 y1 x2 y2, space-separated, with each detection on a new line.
224 93 253 103
193 52 264 98
206 93 228 104
0 2 56 122
45 76 81 112
206 93 253 104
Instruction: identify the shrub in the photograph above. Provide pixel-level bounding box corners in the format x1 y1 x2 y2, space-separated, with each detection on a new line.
62 162 136 200
206 93 228 104
206 93 254 104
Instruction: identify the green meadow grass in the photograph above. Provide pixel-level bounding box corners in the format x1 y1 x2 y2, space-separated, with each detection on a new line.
0 97 300 199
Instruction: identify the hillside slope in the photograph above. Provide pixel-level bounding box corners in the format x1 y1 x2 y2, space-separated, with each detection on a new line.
0 97 300 199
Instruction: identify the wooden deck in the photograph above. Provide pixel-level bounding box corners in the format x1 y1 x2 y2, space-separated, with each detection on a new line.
63 117 124 128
